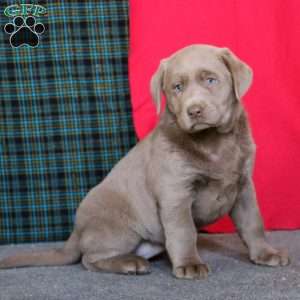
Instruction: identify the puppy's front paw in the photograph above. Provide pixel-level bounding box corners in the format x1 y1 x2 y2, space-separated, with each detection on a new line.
173 263 210 280
251 249 290 267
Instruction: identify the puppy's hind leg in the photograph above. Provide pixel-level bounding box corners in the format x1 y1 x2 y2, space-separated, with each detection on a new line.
79 222 150 275
82 253 150 275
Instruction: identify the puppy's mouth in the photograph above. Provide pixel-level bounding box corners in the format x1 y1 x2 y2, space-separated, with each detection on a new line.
176 112 218 133
189 121 215 132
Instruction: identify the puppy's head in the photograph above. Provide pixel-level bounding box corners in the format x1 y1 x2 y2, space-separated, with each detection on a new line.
151 45 252 133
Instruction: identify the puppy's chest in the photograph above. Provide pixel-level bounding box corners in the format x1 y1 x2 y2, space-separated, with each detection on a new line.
187 139 244 225
190 134 243 182
190 175 239 226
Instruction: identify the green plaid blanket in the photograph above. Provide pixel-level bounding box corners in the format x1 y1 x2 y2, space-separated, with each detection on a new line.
0 0 136 244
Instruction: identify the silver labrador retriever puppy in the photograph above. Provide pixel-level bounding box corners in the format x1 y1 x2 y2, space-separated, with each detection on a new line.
0 45 289 279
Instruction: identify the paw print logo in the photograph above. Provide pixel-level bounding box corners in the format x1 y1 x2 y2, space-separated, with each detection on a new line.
4 16 45 48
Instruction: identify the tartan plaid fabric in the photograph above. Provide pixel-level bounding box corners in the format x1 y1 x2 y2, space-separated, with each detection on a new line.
0 0 136 244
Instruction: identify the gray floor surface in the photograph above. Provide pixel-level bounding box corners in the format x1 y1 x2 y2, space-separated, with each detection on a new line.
0 231 299 300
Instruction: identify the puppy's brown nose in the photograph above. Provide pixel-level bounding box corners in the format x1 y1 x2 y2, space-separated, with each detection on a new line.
187 105 203 119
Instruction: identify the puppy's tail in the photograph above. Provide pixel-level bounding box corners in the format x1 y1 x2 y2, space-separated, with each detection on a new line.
0 231 81 269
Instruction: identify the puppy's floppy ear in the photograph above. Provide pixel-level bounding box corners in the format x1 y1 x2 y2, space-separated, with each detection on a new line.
150 59 167 114
221 48 253 101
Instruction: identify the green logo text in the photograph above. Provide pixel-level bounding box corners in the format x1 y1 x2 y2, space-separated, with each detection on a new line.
4 4 47 17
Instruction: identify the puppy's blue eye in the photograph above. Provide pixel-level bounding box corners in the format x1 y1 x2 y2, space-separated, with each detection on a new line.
206 78 218 85
174 83 183 93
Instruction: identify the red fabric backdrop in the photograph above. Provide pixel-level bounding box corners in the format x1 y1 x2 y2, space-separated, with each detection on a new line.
129 0 300 232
